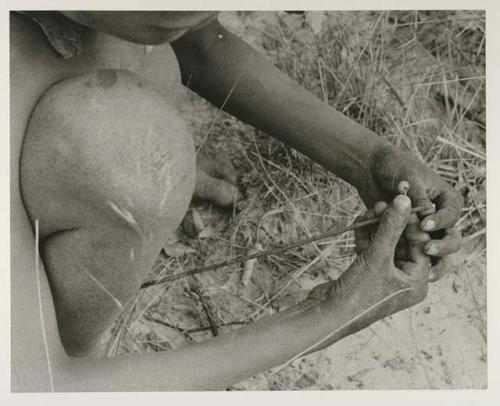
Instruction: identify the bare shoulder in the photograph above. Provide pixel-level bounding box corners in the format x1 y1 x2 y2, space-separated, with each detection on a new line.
10 11 185 391
10 12 183 102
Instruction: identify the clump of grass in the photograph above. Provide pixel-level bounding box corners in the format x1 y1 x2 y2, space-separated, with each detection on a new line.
105 10 486 390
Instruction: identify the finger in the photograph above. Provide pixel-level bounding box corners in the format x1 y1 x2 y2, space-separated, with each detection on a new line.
424 228 461 258
395 214 421 262
406 181 434 216
194 169 243 207
428 254 458 282
210 158 238 186
400 243 431 280
409 242 431 266
369 195 411 259
405 221 431 244
374 201 388 216
196 150 238 185
420 189 463 232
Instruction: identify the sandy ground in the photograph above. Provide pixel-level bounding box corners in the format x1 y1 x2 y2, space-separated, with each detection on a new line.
102 11 486 390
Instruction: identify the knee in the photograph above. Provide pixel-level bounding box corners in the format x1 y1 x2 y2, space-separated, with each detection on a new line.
21 69 196 240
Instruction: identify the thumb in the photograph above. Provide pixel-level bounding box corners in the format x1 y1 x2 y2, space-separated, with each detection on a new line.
368 195 411 260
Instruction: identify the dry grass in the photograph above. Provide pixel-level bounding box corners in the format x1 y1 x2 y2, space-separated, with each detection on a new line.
100 11 486 389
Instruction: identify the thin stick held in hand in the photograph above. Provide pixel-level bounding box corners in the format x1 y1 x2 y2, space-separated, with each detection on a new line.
141 204 434 289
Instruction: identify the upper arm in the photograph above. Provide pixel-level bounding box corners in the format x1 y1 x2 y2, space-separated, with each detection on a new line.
171 19 227 66
171 19 255 91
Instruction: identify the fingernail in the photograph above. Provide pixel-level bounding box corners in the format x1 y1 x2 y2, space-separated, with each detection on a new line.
425 245 438 256
394 195 410 212
422 220 436 232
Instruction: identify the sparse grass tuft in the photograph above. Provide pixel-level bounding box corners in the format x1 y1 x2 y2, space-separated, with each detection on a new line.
102 11 486 390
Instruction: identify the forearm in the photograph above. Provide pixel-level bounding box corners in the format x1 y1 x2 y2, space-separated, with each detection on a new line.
60 294 360 391
172 21 389 191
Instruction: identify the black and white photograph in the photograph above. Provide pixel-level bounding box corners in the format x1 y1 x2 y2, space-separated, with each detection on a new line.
6 2 494 397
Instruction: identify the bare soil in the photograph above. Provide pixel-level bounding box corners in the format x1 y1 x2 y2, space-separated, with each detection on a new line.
100 11 486 390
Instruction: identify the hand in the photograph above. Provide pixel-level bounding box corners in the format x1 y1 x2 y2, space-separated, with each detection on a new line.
193 148 243 207
308 195 430 328
360 144 463 281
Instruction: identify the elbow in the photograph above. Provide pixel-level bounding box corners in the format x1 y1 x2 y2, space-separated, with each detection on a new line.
55 354 102 392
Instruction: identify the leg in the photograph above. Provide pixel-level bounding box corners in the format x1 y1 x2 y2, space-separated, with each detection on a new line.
20 69 196 356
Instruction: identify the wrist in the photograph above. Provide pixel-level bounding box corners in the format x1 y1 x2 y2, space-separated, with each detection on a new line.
291 273 378 355
316 116 390 193
350 140 396 205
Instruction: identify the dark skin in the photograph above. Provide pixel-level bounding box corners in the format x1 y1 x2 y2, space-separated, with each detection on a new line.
56 11 462 283
11 11 462 391
171 19 462 280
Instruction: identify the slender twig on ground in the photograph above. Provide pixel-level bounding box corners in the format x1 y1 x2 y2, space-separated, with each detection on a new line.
141 205 433 288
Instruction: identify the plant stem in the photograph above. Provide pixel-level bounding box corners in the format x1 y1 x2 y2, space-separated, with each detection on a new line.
141 204 434 289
